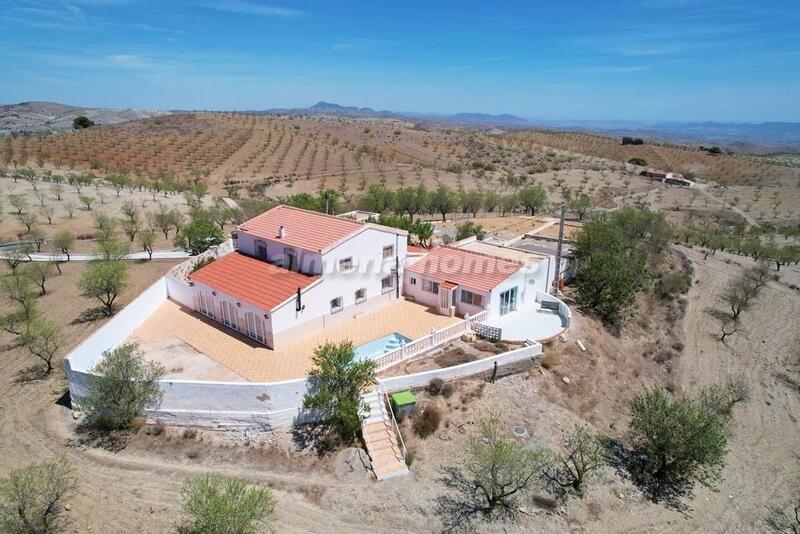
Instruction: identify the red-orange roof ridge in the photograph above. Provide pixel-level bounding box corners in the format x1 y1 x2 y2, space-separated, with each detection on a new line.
189 251 319 312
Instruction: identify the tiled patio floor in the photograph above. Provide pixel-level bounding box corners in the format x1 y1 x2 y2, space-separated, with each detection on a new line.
484 304 565 342
129 299 460 382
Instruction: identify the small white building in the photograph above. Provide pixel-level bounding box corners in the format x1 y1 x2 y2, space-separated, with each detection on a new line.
403 238 555 320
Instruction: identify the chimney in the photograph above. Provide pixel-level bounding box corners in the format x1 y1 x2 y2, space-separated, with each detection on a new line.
278 225 286 239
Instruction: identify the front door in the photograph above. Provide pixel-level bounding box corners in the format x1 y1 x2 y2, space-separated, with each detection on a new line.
499 287 518 316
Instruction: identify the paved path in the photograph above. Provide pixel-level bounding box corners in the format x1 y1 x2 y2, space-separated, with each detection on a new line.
0 250 190 262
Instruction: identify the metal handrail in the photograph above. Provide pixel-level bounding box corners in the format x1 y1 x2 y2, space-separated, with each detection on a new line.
378 382 407 464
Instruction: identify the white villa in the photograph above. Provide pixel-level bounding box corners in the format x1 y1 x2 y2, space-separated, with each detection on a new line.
183 205 563 350
64 203 571 479
188 205 407 350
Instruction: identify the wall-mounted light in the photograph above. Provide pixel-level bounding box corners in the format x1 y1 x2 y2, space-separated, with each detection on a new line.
212 291 217 296
188 281 195 287
236 302 241 307
263 313 269 319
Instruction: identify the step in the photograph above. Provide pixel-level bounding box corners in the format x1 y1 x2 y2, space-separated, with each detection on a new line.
371 454 405 468
374 463 409 481
363 421 391 434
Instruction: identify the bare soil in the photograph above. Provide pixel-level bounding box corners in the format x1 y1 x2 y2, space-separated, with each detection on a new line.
0 246 796 532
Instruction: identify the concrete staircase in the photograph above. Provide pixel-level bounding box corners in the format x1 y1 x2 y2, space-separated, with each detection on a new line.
361 388 409 481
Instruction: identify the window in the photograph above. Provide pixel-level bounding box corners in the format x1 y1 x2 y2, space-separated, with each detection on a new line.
383 245 394 259
256 241 267 259
410 277 417 285
339 257 353 272
422 279 439 294
330 297 343 313
284 248 297 270
461 289 483 307
355 288 366 303
381 276 394 293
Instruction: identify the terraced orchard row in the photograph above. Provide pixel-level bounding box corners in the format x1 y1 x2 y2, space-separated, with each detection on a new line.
500 130 800 186
1 113 467 193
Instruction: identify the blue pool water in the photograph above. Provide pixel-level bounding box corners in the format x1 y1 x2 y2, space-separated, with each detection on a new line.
354 332 412 361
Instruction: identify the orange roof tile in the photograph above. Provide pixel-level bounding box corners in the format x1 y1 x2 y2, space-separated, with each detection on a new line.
238 204 403 253
407 245 431 254
189 252 319 312
407 246 521 292
441 281 458 290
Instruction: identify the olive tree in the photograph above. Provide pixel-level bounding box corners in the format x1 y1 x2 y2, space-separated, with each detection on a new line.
19 317 61 375
437 414 547 528
178 474 277 534
79 342 166 430
78 259 128 316
302 341 376 443
542 424 605 497
0 456 77 534
628 389 728 496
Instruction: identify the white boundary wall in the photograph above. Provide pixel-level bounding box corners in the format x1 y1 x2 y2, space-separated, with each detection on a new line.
380 343 542 392
64 267 544 430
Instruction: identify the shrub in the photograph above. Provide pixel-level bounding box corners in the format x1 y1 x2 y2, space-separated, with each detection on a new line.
628 157 647 166
427 378 444 396
441 383 455 398
655 273 691 300
80 342 167 431
0 456 78 533
541 353 559 370
413 406 442 438
183 428 199 440
178 473 276 534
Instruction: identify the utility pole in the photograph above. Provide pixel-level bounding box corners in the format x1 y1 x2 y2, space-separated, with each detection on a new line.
552 202 566 295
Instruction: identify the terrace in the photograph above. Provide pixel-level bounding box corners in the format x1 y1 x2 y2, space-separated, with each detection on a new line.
128 298 461 382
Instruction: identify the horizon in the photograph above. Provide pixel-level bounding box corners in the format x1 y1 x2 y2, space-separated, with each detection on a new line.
2 0 799 122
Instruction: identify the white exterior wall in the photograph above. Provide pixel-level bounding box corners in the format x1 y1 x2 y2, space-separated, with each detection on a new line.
186 279 275 346
268 227 407 348
236 231 324 274
404 254 553 319
199 227 407 350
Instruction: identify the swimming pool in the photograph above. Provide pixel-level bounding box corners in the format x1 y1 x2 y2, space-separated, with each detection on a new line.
354 332 412 361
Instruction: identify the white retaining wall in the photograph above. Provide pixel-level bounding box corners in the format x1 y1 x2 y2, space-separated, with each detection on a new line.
64 264 544 430
380 343 542 392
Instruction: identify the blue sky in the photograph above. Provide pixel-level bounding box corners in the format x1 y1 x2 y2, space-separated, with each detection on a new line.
1 0 799 121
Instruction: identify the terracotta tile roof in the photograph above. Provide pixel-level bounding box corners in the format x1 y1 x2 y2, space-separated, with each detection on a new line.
189 252 319 312
238 205 404 253
441 281 458 290
407 245 431 254
407 246 521 292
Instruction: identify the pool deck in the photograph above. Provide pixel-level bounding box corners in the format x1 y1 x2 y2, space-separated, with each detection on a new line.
129 298 460 382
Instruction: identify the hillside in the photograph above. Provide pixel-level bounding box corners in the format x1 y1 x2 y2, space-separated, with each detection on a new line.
0 101 170 134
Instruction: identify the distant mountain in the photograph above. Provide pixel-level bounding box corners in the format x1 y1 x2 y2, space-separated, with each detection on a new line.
245 101 800 152
247 101 531 127
0 101 170 134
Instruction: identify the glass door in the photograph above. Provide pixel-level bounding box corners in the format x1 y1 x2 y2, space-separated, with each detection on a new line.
198 293 214 319
246 313 265 343
220 301 238 331
499 287 518 316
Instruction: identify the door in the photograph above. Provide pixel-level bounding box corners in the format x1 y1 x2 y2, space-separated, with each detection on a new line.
499 287 518 316
256 241 267 259
220 301 239 331
198 293 214 319
245 313 265 344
